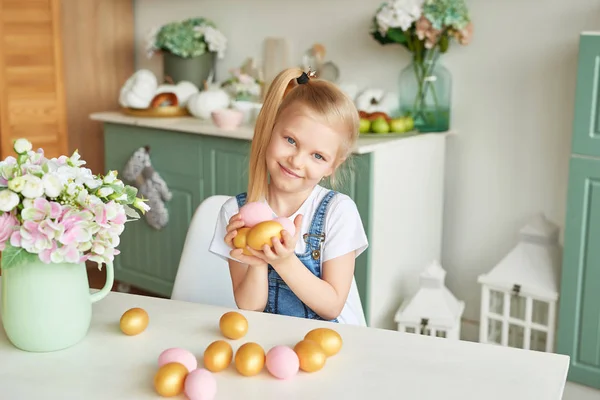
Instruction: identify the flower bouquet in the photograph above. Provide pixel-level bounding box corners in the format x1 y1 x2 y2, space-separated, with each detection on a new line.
221 68 262 102
146 17 228 89
0 139 149 352
371 0 473 132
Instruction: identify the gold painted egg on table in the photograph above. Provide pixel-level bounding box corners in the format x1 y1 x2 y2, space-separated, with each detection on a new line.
234 342 265 376
233 227 253 255
203 340 233 372
153 362 189 397
304 328 343 357
246 220 283 250
119 307 149 336
219 311 248 340
294 339 327 373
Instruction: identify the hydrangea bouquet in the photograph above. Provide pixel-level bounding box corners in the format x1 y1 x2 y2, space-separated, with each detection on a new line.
146 17 227 59
0 139 150 270
371 0 473 132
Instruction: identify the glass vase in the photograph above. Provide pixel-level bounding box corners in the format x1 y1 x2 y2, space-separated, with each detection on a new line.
398 49 452 133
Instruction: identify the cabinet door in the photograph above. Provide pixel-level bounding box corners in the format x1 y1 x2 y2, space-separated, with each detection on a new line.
202 136 250 197
571 33 600 158
0 0 69 158
104 125 204 297
557 156 600 389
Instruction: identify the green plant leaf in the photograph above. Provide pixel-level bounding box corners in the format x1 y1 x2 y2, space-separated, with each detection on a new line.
386 28 408 44
124 186 138 204
1 245 39 269
123 204 140 220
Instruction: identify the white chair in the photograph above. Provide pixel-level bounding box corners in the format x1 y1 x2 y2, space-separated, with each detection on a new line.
171 195 237 308
171 195 367 327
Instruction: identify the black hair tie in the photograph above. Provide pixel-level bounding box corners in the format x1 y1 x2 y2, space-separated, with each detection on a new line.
296 72 309 84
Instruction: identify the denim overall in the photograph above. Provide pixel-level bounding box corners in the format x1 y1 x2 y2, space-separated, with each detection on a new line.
235 190 339 323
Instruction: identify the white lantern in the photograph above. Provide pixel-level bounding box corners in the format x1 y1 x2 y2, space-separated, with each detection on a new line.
477 213 561 352
394 260 465 340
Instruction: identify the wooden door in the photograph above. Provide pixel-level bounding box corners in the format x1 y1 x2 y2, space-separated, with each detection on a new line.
557 156 600 389
0 0 69 159
570 33 600 158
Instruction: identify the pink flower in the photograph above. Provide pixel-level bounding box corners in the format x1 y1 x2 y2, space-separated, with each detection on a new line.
0 212 18 250
21 198 62 222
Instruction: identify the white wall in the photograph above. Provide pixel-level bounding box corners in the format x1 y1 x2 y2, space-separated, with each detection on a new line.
133 0 600 340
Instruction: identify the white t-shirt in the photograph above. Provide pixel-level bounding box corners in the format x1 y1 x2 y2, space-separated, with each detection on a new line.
208 185 368 325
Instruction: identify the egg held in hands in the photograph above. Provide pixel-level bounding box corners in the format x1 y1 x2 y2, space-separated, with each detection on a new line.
273 216 295 236
239 202 272 227
246 220 284 250
232 227 253 255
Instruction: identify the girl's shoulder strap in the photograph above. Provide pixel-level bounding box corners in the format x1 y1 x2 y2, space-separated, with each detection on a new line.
235 192 247 208
306 189 338 236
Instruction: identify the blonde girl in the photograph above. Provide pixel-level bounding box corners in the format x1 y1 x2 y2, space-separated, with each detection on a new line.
209 68 368 325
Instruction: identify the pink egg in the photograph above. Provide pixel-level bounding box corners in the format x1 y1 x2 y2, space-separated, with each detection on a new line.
265 345 299 380
185 368 217 400
273 216 296 236
239 202 273 227
158 347 198 372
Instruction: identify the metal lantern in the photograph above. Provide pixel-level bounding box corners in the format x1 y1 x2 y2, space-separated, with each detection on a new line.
394 260 465 340
477 213 561 352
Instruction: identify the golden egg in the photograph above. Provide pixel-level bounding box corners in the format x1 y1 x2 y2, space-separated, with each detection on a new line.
219 311 248 340
234 342 265 376
153 362 188 397
294 339 327 373
246 220 283 250
119 307 149 336
203 340 233 372
304 328 343 357
233 227 253 255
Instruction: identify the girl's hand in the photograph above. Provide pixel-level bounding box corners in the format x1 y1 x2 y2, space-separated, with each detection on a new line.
225 213 268 267
247 215 303 267
224 213 244 249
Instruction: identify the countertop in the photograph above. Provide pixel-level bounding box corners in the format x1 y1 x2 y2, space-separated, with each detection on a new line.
0 289 569 400
90 111 454 155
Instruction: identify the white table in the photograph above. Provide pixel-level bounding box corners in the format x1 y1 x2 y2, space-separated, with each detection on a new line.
0 291 569 399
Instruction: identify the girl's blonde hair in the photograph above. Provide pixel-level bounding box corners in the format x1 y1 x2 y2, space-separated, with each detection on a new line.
247 67 359 202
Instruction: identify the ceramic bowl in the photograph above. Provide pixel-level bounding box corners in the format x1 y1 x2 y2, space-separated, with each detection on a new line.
211 109 244 130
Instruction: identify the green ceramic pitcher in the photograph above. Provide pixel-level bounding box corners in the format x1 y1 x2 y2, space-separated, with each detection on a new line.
1 252 114 352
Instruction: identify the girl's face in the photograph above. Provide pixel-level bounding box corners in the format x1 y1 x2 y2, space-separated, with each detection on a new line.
265 104 345 196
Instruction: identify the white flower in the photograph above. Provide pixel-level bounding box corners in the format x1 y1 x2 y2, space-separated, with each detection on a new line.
97 187 114 197
21 175 44 199
14 139 32 154
42 173 63 198
104 170 118 184
8 176 25 193
376 0 424 34
194 25 227 59
145 26 160 59
0 189 19 212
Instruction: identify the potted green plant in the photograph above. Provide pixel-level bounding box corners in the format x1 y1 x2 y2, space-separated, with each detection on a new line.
147 17 227 88
370 0 473 133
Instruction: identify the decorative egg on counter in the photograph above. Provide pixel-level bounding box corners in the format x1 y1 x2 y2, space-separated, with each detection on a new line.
119 307 149 336
273 216 296 236
265 345 299 380
234 342 265 377
304 328 343 357
153 362 189 397
239 202 273 227
186 82 230 120
184 368 217 400
219 311 248 340
232 227 253 255
158 347 198 372
293 339 327 373
246 220 284 250
203 340 233 372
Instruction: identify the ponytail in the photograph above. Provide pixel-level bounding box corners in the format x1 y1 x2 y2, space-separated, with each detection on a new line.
247 67 303 202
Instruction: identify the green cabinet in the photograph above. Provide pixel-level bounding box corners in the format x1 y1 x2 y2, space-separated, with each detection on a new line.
556 32 600 390
103 122 373 320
